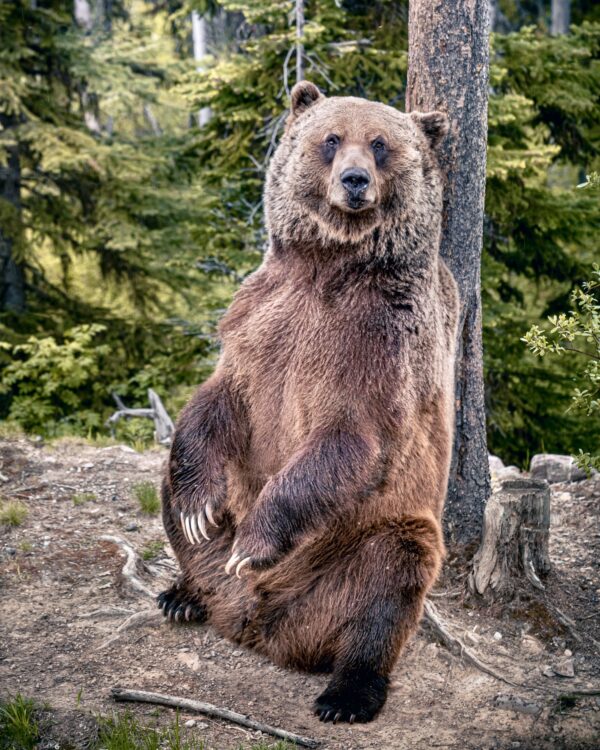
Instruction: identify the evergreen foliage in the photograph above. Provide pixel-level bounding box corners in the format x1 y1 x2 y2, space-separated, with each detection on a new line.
1 0 599 466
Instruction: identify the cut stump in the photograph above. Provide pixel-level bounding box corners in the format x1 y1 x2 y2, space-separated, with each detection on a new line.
469 477 551 599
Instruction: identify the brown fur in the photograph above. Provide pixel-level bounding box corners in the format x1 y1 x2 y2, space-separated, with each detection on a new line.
160 82 459 723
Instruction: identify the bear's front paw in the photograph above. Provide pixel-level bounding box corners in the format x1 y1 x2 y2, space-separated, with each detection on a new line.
176 496 222 546
224 521 287 578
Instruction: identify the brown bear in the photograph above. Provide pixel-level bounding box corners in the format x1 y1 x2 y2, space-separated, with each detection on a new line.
158 81 459 724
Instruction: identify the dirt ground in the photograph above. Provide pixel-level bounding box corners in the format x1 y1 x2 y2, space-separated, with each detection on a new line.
1 435 599 750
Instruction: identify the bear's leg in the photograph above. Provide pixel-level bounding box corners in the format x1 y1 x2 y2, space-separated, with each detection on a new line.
311 515 443 723
252 514 442 722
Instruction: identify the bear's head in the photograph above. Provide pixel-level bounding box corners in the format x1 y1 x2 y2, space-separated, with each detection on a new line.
265 81 448 248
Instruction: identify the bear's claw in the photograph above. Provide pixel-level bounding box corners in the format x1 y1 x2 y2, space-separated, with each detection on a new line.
179 509 217 545
157 587 207 624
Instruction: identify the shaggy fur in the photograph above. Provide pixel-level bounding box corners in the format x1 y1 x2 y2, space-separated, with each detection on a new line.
160 81 459 723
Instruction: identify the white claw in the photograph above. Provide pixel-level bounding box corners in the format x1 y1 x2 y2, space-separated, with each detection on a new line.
189 515 202 544
185 604 193 621
180 513 190 543
184 516 195 545
225 552 241 576
235 557 252 579
205 503 219 528
198 512 210 541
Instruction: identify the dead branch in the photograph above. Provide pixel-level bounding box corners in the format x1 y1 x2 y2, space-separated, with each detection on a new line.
423 600 519 687
100 535 156 599
106 388 174 446
110 687 321 748
97 610 162 650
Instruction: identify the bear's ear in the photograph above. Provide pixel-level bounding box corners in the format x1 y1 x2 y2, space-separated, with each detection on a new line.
289 81 323 120
411 111 449 151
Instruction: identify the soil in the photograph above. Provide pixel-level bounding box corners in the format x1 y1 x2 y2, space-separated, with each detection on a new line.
1 435 599 750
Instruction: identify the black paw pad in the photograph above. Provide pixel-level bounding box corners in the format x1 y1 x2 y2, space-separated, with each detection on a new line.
313 672 388 723
157 587 207 624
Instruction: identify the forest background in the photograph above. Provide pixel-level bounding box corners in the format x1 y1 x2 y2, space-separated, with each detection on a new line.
1 0 599 468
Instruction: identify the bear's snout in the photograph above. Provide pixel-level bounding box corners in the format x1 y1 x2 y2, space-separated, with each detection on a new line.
340 168 371 209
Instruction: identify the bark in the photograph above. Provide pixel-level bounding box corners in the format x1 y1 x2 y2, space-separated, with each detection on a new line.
469 477 551 599
0 115 25 314
551 0 570 35
406 0 491 545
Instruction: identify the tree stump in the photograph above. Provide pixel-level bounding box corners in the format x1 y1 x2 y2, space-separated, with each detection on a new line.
469 477 551 599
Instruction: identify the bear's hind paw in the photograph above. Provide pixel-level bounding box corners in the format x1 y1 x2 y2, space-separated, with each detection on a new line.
313 671 388 724
157 586 207 624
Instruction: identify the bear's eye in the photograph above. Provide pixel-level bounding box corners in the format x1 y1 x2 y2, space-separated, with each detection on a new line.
320 134 340 164
371 138 388 166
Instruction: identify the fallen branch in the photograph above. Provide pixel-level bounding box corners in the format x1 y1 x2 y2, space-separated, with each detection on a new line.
423 600 519 688
100 535 156 599
97 610 162 650
110 688 321 748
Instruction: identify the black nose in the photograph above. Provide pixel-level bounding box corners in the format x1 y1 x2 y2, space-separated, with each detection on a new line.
341 168 370 197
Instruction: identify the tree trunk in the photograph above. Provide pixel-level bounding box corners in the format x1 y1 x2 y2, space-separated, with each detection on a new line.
406 0 491 546
0 115 25 314
296 0 304 83
469 477 551 599
551 0 570 35
192 11 211 127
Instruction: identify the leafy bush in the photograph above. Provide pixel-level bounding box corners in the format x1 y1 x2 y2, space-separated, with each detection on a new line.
0 325 109 435
523 262 600 471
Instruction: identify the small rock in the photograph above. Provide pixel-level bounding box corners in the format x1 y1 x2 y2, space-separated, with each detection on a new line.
125 522 139 532
552 656 575 678
542 665 554 677
5 547 17 557
564 649 572 657
493 631 503 641
184 719 196 728
488 455 505 474
232 650 243 657
195 723 208 730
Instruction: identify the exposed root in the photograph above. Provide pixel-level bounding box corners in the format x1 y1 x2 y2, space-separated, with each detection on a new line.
423 600 519 688
100 535 155 599
111 687 321 748
97 609 162 650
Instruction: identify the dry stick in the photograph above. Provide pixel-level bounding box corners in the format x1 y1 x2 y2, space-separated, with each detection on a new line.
423 600 519 688
546 601 600 651
100 534 156 599
111 688 321 748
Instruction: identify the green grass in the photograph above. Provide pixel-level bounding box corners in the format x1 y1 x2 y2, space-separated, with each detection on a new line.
0 697 291 750
19 541 33 553
96 711 291 750
73 492 97 506
0 500 29 527
0 694 38 750
142 540 164 560
132 481 160 515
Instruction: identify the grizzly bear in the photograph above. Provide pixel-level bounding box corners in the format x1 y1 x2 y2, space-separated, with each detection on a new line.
159 81 459 724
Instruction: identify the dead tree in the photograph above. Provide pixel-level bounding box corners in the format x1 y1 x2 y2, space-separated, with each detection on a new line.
406 0 491 546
